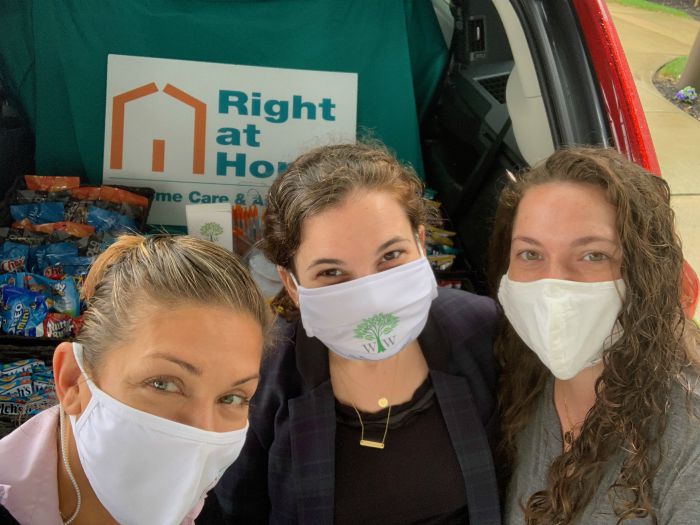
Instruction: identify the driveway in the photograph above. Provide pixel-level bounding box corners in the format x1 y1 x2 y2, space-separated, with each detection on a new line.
608 2 700 320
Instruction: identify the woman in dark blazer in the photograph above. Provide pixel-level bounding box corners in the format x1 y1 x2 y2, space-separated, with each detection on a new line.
211 143 501 524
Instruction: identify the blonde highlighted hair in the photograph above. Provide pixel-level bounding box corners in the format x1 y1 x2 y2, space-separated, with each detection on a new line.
77 234 271 371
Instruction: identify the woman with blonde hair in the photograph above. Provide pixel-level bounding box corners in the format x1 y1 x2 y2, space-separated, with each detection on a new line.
491 147 700 524
0 234 270 525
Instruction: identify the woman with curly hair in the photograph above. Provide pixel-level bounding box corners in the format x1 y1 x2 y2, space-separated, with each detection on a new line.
490 147 700 524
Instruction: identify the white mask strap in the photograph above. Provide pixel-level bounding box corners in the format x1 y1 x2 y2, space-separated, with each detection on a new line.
416 234 426 258
72 342 90 380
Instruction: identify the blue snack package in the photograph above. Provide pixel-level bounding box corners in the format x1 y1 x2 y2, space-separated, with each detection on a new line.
0 359 43 376
87 205 138 233
10 202 65 224
0 374 34 397
1 241 29 273
38 255 93 290
1 286 49 336
77 233 116 258
0 272 25 290
34 242 79 274
24 273 80 317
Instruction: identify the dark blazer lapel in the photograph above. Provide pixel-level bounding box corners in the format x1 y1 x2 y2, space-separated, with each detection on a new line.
288 380 336 525
432 370 502 525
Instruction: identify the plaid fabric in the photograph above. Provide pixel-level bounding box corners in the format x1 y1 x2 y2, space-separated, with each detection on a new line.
212 287 501 524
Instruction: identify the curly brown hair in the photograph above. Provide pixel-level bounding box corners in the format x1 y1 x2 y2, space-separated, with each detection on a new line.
261 142 432 317
489 147 700 524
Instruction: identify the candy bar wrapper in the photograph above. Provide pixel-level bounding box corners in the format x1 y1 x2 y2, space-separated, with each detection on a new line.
25 175 81 192
42 312 79 339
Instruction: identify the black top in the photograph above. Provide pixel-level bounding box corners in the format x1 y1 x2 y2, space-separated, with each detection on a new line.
334 378 468 524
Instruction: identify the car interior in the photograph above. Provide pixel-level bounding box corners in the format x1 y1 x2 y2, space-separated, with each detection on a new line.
425 0 555 294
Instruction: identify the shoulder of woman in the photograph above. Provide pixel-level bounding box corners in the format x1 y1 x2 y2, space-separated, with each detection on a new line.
663 372 700 450
251 316 305 410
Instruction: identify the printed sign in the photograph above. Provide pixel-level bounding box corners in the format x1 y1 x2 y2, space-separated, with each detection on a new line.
102 54 358 225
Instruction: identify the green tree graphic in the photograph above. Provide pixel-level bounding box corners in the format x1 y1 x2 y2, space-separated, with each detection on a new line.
200 222 224 242
353 313 400 353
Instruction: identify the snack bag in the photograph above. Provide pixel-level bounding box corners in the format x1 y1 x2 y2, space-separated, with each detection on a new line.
100 186 149 208
1 287 49 336
0 273 24 290
14 189 72 204
64 200 92 224
1 228 49 247
37 255 93 290
32 372 55 395
0 359 43 376
0 374 33 397
10 202 65 224
1 241 29 273
43 312 78 339
25 175 81 192
25 273 80 317
12 219 96 238
87 206 138 233
69 186 102 201
77 233 116 258
34 243 79 276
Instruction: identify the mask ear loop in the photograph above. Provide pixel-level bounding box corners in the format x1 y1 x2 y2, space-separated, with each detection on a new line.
416 234 426 258
59 344 84 525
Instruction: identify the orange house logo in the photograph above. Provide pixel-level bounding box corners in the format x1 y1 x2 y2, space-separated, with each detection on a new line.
109 82 206 175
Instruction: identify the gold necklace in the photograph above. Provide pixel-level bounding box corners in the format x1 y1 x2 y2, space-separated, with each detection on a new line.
331 352 401 409
352 403 392 450
331 357 400 449
562 394 582 446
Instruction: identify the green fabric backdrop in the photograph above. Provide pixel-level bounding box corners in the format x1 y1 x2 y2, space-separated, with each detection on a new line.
0 0 447 184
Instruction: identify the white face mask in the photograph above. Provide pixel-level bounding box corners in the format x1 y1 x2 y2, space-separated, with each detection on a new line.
70 343 248 525
293 256 438 361
497 275 625 380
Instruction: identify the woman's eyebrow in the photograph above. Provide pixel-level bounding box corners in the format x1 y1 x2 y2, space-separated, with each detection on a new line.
232 374 259 388
146 353 202 376
571 236 618 247
306 257 345 271
375 236 410 254
511 236 543 246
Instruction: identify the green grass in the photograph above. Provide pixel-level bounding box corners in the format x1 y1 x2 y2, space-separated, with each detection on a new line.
607 0 692 18
659 56 689 80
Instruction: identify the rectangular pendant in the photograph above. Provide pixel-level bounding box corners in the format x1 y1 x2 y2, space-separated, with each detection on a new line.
359 439 385 449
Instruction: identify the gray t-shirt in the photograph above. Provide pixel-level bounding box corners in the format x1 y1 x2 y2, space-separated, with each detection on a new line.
506 376 700 525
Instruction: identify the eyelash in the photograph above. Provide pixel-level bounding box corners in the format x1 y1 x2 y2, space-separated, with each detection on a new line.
146 376 181 394
517 250 542 261
219 393 250 407
315 249 406 279
145 377 249 406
